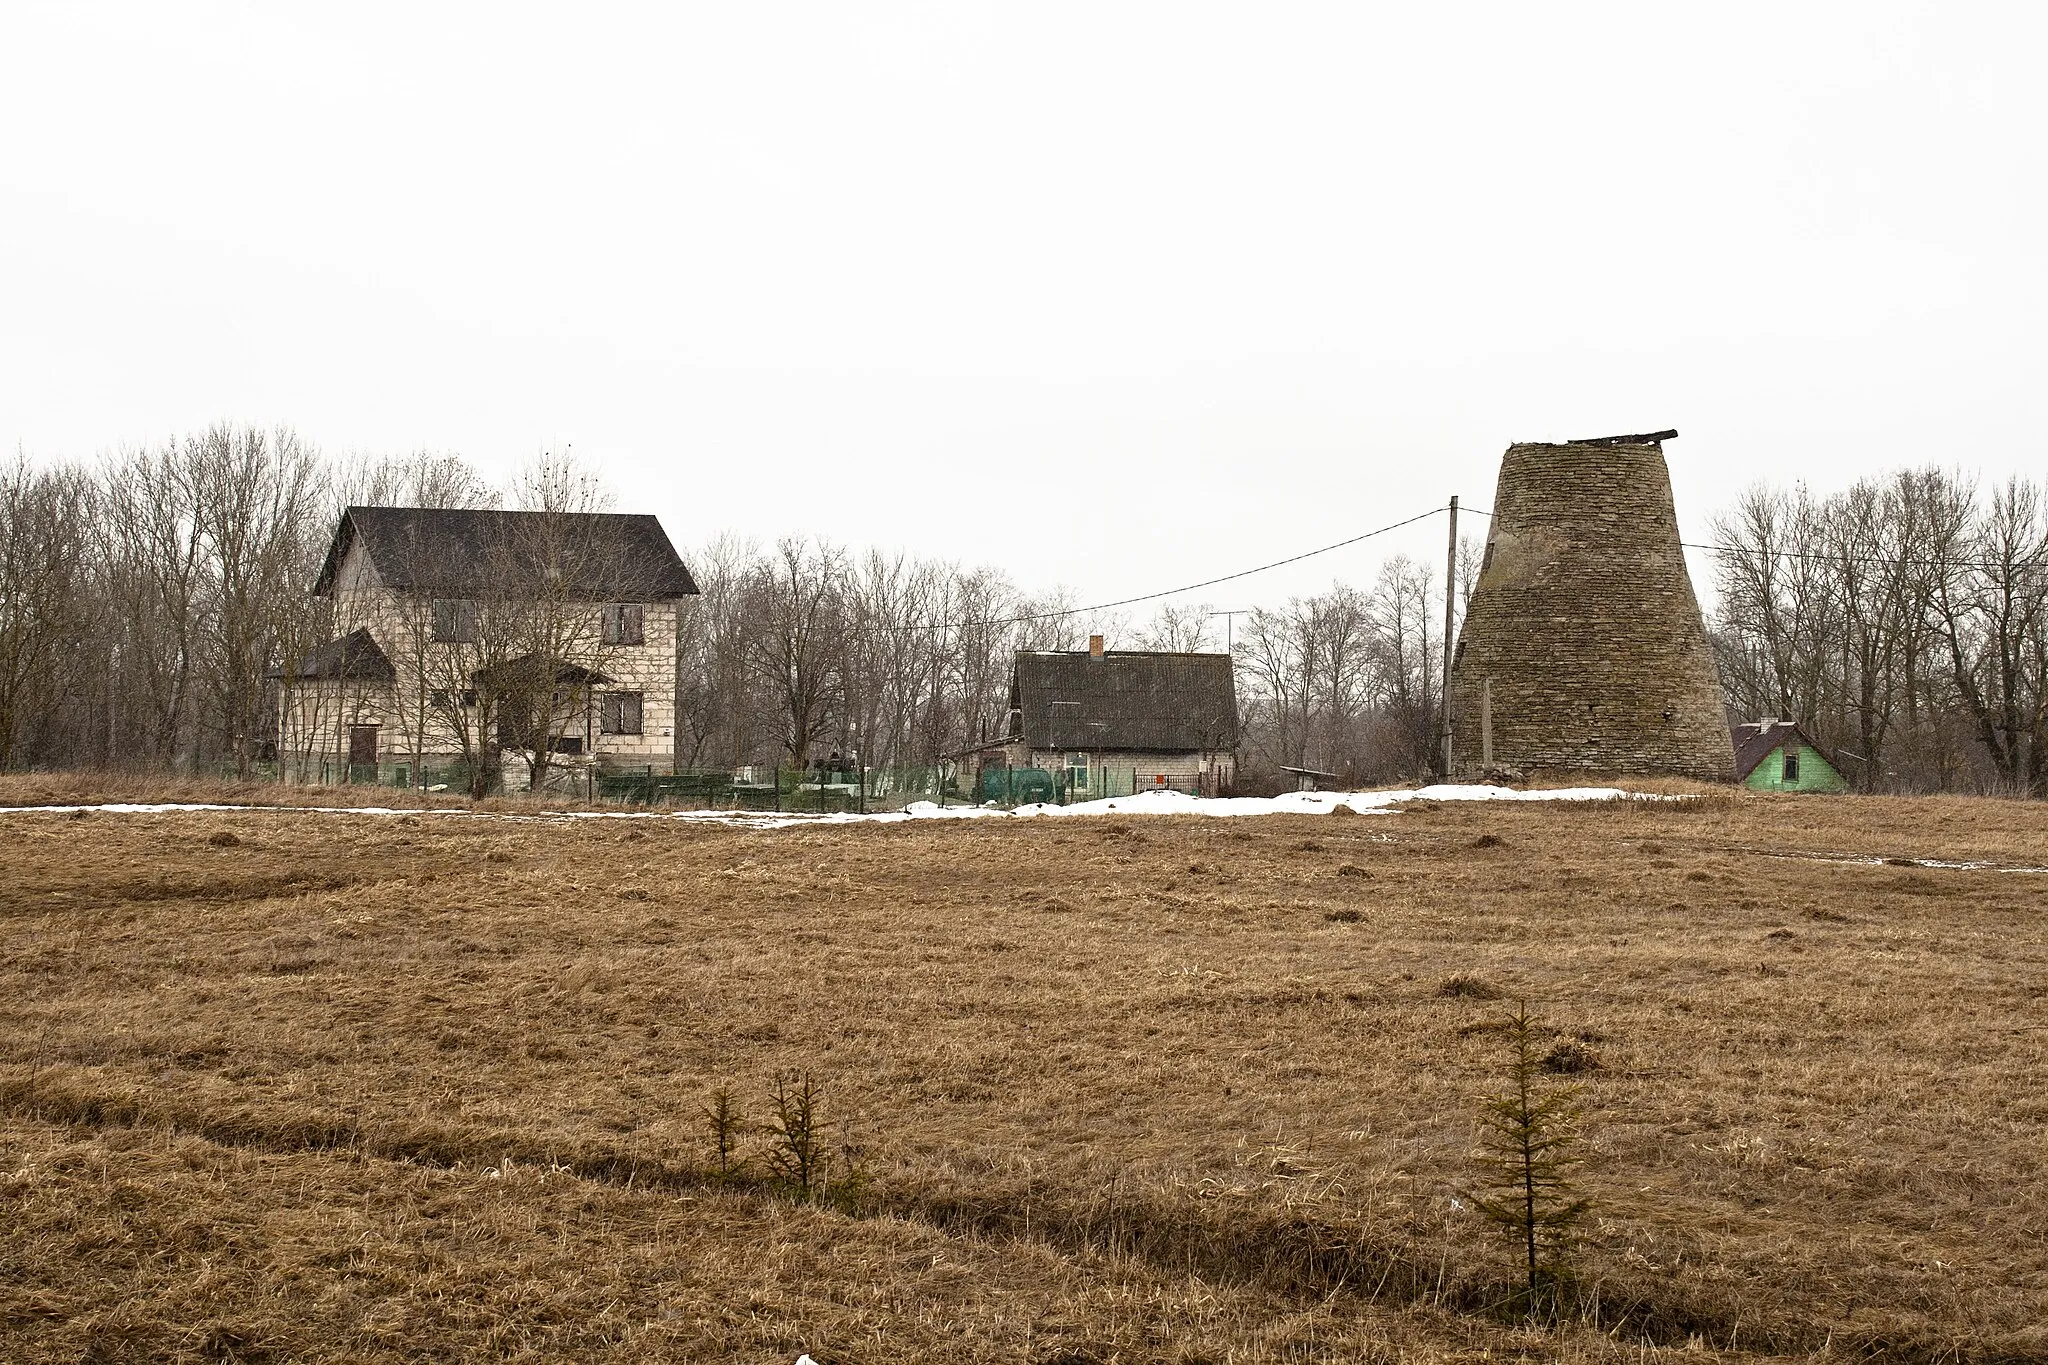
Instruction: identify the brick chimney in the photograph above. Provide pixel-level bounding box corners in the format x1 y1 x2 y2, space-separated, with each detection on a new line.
1088 634 1105 659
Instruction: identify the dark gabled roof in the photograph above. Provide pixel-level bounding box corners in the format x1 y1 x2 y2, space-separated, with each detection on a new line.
472 653 615 690
1730 720 1837 781
313 507 699 599
1012 650 1238 752
271 627 396 683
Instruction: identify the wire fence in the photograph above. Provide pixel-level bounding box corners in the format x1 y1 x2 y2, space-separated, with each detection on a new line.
227 758 480 792
236 757 1209 811
974 764 1210 806
248 756 967 811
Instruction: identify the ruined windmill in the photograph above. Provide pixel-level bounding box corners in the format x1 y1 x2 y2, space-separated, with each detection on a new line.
1448 431 1734 782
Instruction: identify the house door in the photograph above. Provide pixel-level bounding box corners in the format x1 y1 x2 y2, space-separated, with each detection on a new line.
348 725 378 781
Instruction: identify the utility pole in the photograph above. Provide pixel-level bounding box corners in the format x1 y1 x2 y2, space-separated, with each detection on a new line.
1438 496 1459 780
1209 609 1246 654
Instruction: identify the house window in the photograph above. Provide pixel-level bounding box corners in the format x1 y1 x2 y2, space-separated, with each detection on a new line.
601 691 644 735
1781 749 1800 783
1068 752 1089 790
603 603 645 646
432 599 478 644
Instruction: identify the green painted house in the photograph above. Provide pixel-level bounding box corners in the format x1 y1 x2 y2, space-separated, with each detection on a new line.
1730 720 1849 793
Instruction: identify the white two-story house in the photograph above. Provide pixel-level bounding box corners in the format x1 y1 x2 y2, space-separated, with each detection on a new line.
273 506 698 793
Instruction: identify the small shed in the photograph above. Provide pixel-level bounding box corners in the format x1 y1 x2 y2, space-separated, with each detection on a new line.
1280 764 1340 792
1730 720 1848 793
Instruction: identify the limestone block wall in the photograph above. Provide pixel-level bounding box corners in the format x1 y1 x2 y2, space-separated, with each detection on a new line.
318 574 683 773
591 600 679 768
1448 440 1733 781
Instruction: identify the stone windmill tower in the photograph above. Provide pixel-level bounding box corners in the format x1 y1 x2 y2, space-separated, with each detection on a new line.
1448 432 1733 781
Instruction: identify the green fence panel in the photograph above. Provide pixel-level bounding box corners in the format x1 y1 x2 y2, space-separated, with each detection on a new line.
977 766 1056 806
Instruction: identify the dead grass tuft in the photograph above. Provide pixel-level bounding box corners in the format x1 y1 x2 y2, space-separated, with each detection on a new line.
1539 1038 1603 1074
1438 975 1505 1000
1325 909 1364 923
196 1322 271 1363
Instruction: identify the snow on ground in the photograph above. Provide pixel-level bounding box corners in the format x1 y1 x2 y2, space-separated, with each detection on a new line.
0 784 1675 830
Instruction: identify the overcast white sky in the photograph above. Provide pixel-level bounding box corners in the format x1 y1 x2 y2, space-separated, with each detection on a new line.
5 3 2043 624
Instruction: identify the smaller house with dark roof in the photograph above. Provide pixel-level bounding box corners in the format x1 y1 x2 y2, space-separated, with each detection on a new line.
274 506 697 791
965 636 1238 800
1730 719 1848 793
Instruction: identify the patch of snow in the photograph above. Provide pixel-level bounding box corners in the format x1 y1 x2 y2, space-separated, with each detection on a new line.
0 783 1675 829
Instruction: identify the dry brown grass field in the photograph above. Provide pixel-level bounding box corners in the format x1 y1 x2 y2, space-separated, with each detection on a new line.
4 781 2047 1363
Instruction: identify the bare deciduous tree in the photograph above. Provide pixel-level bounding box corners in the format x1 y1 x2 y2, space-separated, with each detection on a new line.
1138 602 1217 653
747 536 848 771
0 456 94 769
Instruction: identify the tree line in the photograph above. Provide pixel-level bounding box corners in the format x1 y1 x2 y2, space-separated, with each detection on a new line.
0 425 1462 788
0 429 1102 782
1711 467 2048 795
4 427 2045 795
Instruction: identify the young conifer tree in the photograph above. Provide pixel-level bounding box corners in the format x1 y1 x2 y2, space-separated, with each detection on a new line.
703 1086 746 1182
767 1069 828 1199
1468 999 1592 1315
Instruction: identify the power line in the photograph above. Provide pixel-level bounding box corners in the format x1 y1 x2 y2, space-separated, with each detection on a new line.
919 504 1451 633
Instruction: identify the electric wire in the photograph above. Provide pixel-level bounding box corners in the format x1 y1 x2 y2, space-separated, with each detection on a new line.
930 490 2043 642
915 504 1451 633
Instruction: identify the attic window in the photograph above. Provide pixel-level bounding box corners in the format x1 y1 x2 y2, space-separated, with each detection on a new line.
432 599 478 644
1781 749 1800 783
603 603 645 646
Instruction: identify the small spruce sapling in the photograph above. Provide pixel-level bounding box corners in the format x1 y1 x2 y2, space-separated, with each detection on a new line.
703 1085 746 1182
767 1069 828 1199
1467 999 1592 1317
